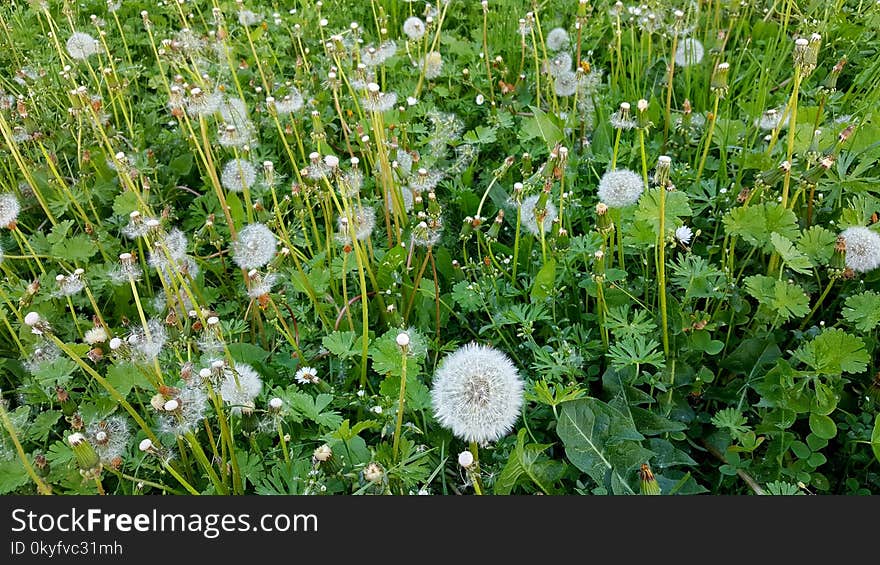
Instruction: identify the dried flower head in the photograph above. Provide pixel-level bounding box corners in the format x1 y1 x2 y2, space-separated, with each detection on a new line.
519 194 558 236
403 16 426 41
221 159 258 193
0 193 21 228
674 37 704 67
546 27 570 51
86 416 130 466
219 363 263 414
430 342 524 444
66 32 101 60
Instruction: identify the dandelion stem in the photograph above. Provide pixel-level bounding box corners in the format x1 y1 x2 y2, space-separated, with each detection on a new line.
469 441 484 495
392 345 408 462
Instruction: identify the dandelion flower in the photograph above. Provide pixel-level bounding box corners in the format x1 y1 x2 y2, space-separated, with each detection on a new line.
66 32 100 60
546 27 570 51
674 37 704 67
554 70 578 97
84 326 108 345
411 217 443 248
221 159 258 192
597 168 645 208
403 16 426 41
0 193 21 228
519 194 558 236
840 226 880 273
232 223 277 269
295 366 320 385
675 225 694 245
219 363 263 414
430 342 524 444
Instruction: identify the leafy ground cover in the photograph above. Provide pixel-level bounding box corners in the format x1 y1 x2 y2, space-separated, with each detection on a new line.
1 0 880 495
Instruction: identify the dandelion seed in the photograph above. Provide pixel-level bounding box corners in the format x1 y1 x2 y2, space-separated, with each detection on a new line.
24 341 60 374
86 416 129 466
430 342 524 444
109 252 143 284
66 32 101 60
0 193 21 228
840 226 880 273
546 27 570 51
609 102 637 130
295 366 320 385
159 383 209 436
518 194 557 236
457 450 474 468
411 217 443 248
597 168 644 208
674 37 704 67
185 87 222 117
313 444 332 462
403 16 426 41
361 83 398 112
219 363 263 414
246 271 279 299
675 225 694 245
221 159 258 192
126 319 167 364
547 51 572 77
53 270 85 297
238 9 263 27
232 223 277 269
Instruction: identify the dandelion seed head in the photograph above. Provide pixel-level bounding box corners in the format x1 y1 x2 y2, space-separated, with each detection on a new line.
84 326 108 345
675 225 694 245
159 383 209 436
421 51 443 79
86 416 129 465
554 70 578 97
403 16 426 40
0 193 21 228
431 343 524 444
546 27 570 51
219 363 263 414
221 159 258 192
127 319 167 364
232 223 277 269
337 206 376 244
547 51 572 77
66 32 101 60
597 168 645 208
519 194 558 236
841 226 880 273
674 37 704 67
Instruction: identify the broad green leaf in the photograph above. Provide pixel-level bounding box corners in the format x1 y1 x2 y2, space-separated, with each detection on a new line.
743 275 810 321
0 459 29 494
634 188 692 236
530 258 557 301
792 329 869 376
770 232 813 274
872 414 880 465
520 106 563 147
495 429 566 495
630 406 687 435
106 363 152 398
808 412 837 440
797 225 836 265
841 291 880 332
723 203 799 252
557 398 653 494
322 330 358 358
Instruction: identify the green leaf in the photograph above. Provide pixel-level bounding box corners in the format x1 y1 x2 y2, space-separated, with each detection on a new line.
520 106 563 147
792 329 869 376
495 429 566 494
451 280 482 313
808 412 837 440
322 330 358 359
106 363 151 398
770 232 813 274
743 275 810 321
0 459 29 494
630 406 687 435
797 225 836 265
112 191 141 217
288 392 343 429
530 258 557 301
723 203 799 252
462 125 497 145
634 188 692 236
842 291 880 332
26 410 62 442
376 246 407 290
872 413 880 465
557 398 653 494
379 374 431 411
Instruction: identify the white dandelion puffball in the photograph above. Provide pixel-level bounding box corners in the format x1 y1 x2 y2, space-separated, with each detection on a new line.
597 168 645 208
0 193 21 227
232 223 277 269
519 194 558 236
338 206 376 242
422 51 443 79
547 51 572 78
221 159 257 193
66 32 100 60
403 16 426 41
219 363 263 413
674 37 704 67
431 342 524 444
554 70 578 97
546 27 570 51
841 226 880 273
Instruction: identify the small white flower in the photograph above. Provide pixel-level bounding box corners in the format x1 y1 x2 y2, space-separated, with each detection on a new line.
476 94 485 105
295 366 320 384
675 225 694 245
371 405 383 414
313 444 332 462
